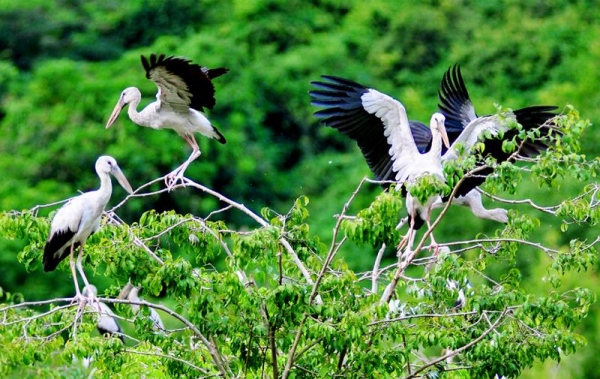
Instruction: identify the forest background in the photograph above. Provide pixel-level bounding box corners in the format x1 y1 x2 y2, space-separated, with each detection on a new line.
1 0 600 378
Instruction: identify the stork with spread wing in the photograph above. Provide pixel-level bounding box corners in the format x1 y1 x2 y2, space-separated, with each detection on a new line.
106 54 228 189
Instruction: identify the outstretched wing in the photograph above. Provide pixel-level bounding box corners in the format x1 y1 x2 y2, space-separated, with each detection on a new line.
438 64 478 132
438 64 559 198
141 53 229 113
310 76 427 184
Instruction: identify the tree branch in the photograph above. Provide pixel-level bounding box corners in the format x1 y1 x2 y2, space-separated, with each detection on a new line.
403 309 510 379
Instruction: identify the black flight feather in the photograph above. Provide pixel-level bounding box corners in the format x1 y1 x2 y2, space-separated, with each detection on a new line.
141 53 229 113
437 65 559 200
43 229 77 272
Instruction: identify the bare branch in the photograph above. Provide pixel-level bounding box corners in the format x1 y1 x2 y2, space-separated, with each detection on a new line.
180 178 318 292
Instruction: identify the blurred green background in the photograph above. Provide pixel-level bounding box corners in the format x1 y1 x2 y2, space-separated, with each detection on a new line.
1 0 599 377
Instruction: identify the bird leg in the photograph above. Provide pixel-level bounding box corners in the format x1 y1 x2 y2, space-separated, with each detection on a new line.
398 206 417 261
397 227 412 252
75 244 91 289
68 244 90 337
424 203 443 258
399 229 416 262
166 134 202 190
69 244 83 300
425 219 439 254
75 244 100 311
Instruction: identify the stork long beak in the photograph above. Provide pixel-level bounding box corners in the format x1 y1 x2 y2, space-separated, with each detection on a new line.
439 121 450 149
106 98 125 129
117 281 135 300
111 164 134 194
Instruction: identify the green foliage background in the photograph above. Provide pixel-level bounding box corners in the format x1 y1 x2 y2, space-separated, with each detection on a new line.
1 0 599 377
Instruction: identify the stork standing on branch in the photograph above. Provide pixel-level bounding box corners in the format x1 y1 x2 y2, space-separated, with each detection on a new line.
311 76 450 255
106 53 228 189
43 156 133 297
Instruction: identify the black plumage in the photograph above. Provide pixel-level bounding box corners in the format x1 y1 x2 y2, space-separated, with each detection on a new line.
437 65 559 200
311 76 449 186
141 53 229 113
43 229 78 272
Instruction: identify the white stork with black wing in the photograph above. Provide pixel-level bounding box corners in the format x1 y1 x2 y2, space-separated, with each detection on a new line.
437 65 559 209
311 76 450 255
106 53 228 189
44 156 133 297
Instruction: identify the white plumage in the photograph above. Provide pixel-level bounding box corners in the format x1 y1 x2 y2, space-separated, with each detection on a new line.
360 88 450 255
311 69 558 241
43 156 133 296
119 282 165 332
106 53 228 189
82 285 125 343
310 74 543 258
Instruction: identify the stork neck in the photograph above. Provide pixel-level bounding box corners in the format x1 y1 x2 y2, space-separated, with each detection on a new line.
429 129 444 156
97 171 113 203
126 97 151 127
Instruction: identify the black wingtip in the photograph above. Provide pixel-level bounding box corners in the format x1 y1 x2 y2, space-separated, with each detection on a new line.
213 126 227 145
203 67 230 80
141 54 150 76
142 53 170 79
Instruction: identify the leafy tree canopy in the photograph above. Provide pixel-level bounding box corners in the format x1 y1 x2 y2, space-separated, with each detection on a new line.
1 1 600 378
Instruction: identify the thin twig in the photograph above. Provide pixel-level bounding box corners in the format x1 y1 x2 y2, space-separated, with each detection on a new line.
181 178 317 291
403 309 510 379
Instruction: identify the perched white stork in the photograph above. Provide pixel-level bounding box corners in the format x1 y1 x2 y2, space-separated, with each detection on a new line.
82 285 125 343
118 281 165 332
106 53 228 189
310 68 557 254
43 156 133 297
312 75 450 254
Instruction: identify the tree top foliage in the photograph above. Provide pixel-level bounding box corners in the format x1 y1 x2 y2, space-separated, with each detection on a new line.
1 1 600 378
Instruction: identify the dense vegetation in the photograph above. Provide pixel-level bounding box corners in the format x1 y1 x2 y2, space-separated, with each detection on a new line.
1 1 600 378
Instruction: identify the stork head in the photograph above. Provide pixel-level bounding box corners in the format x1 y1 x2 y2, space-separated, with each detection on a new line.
106 87 141 129
430 112 450 148
82 284 98 297
96 156 134 194
117 281 138 300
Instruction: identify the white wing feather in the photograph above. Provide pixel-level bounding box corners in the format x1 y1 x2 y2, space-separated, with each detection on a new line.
50 197 85 236
460 100 479 128
442 113 516 162
360 89 421 183
150 67 192 113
